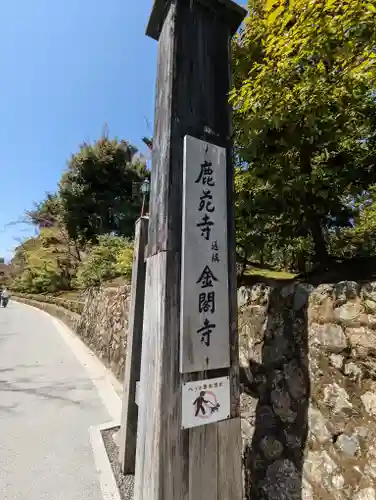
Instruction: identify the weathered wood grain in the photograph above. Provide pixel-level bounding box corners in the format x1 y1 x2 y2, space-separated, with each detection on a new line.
189 425 218 500
119 217 149 474
217 418 243 500
188 418 243 500
134 251 168 500
134 1 246 499
145 0 175 258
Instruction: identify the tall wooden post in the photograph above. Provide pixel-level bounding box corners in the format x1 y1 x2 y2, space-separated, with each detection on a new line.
135 2 246 500
119 216 148 474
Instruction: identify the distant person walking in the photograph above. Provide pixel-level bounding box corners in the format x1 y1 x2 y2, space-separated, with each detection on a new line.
1 287 9 307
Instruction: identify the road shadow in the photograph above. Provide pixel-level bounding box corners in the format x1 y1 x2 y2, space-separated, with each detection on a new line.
242 285 310 500
0 370 101 415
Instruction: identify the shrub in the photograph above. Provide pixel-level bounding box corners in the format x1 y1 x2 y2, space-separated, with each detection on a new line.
115 246 133 280
74 234 133 289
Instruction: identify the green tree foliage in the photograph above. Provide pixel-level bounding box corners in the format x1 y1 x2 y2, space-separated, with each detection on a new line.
26 193 64 228
59 138 148 244
25 192 83 265
0 259 9 288
73 235 133 289
10 134 144 293
327 187 376 260
353 189 376 251
115 246 134 278
10 231 67 293
11 230 134 293
231 0 376 271
9 133 147 293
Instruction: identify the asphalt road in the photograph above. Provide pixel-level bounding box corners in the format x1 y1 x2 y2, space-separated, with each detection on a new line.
0 301 113 500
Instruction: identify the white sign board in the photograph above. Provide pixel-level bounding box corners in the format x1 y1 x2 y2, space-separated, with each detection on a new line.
180 135 230 373
181 376 230 429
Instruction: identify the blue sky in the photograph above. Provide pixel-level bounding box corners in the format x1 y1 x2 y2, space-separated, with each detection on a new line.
0 0 247 262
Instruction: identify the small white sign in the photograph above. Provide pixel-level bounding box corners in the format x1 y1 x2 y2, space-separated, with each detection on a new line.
181 376 230 429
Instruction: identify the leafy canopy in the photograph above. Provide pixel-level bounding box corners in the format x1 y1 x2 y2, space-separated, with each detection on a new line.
59 138 148 243
231 0 376 271
10 134 145 293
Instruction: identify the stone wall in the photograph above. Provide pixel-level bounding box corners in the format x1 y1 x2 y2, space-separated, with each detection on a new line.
238 280 376 500
15 278 376 498
76 286 131 381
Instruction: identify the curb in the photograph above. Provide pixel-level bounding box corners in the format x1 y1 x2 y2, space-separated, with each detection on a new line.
90 421 122 500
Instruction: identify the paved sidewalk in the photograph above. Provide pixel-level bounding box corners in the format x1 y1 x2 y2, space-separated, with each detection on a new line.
0 301 114 500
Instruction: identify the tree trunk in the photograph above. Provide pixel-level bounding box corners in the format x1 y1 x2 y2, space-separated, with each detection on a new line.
297 252 306 274
260 249 264 267
309 214 329 266
300 149 329 267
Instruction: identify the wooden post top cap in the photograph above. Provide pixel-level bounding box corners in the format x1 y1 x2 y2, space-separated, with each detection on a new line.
146 0 247 41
